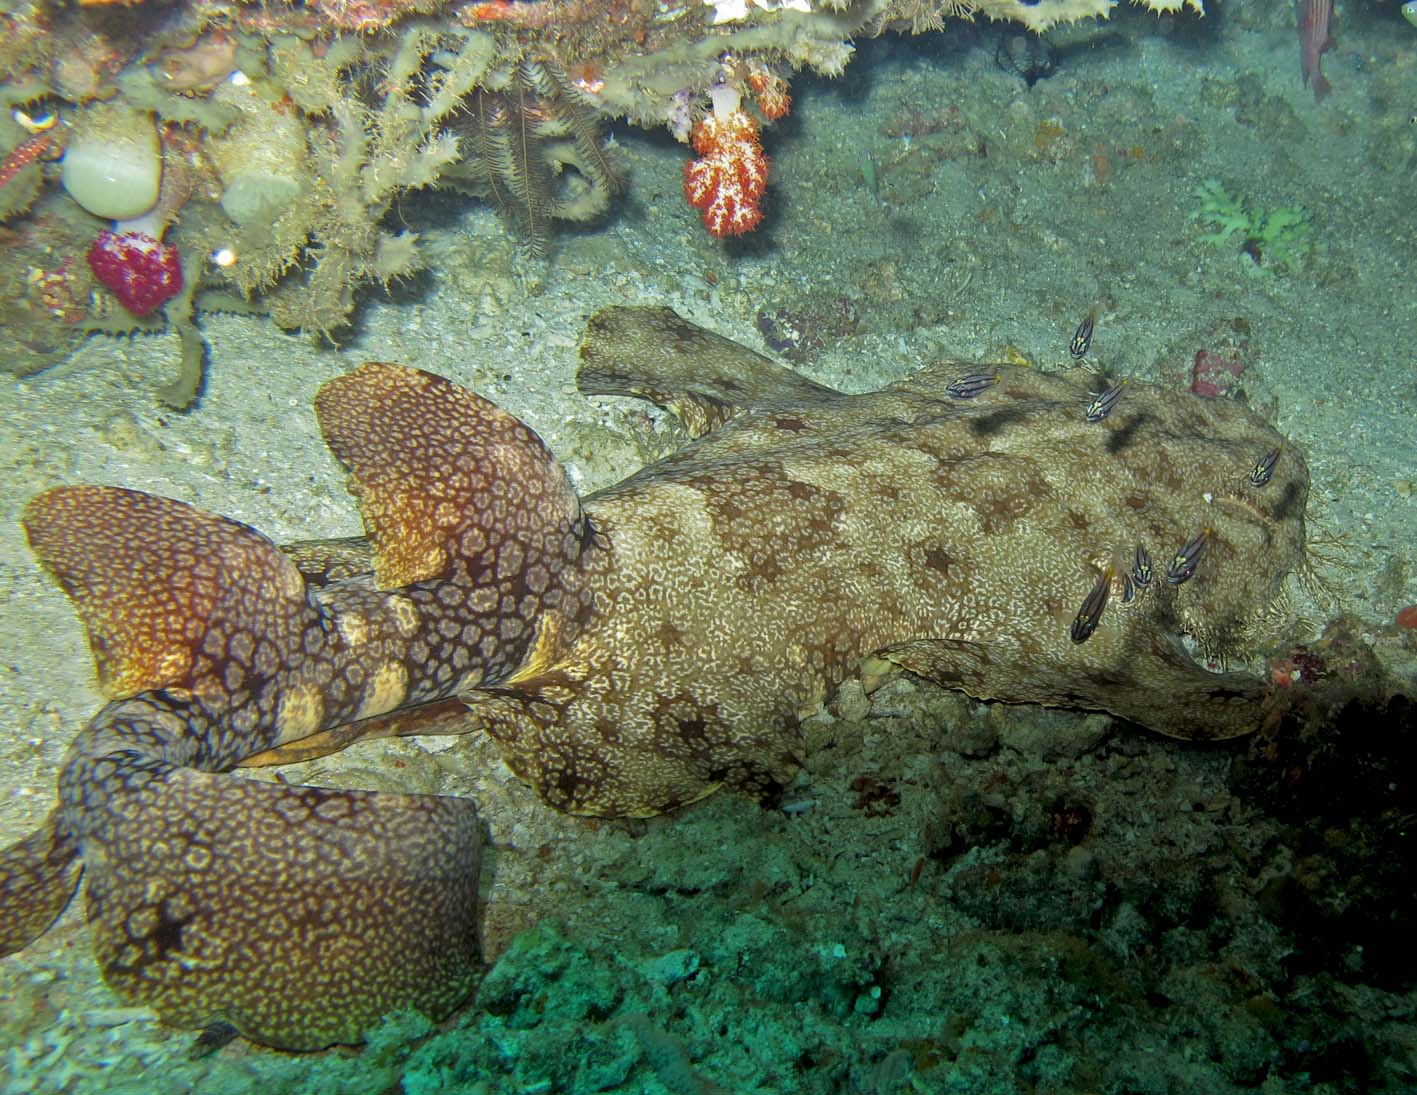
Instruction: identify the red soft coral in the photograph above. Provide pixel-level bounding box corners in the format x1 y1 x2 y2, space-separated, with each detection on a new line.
683 104 769 239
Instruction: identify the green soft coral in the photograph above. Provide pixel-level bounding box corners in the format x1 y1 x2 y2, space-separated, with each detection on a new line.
1191 179 1313 276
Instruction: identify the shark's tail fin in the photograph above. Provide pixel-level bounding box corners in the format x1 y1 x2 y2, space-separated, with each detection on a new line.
0 811 81 957
8 484 485 1049
71 746 482 1050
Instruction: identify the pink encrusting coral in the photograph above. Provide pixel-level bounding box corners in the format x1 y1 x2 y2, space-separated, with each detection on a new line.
86 229 184 316
1191 349 1246 398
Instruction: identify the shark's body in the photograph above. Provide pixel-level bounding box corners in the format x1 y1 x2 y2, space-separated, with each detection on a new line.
0 307 1307 1049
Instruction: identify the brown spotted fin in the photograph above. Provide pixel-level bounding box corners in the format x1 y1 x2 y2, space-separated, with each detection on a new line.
78 764 481 1051
865 634 1268 742
315 360 591 591
22 485 313 703
0 811 80 956
240 696 470 767
578 305 842 437
3 482 488 1050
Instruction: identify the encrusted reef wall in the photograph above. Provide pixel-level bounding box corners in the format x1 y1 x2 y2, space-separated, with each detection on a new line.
0 0 1197 387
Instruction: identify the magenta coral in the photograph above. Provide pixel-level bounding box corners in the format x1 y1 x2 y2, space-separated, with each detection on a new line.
87 229 183 316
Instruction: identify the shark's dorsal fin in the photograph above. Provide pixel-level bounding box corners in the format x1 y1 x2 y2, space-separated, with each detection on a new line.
317 361 590 591
23 487 310 701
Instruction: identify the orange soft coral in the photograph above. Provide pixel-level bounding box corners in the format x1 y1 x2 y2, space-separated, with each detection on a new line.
746 62 791 122
683 87 769 239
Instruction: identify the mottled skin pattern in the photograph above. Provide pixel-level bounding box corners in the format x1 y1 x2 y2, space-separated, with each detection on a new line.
0 371 595 1049
475 307 1307 816
0 306 1307 1051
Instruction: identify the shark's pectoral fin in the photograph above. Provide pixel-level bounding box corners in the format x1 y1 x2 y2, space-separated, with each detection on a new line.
577 306 843 438
0 810 81 956
1121 633 1269 741
866 634 1267 742
863 638 996 694
82 767 482 1050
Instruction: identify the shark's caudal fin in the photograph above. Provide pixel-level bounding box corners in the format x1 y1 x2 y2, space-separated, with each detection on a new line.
1 362 604 1048
77 761 482 1050
0 811 81 956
